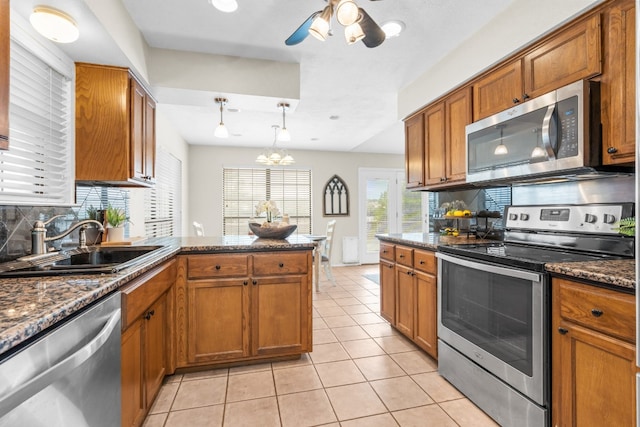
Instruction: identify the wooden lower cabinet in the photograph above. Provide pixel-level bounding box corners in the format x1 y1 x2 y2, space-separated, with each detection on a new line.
177 251 313 368
552 277 636 427
414 270 437 357
379 259 396 323
121 318 144 427
395 265 415 337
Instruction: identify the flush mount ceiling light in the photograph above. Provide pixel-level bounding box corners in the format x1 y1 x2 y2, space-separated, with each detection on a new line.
256 125 295 166
277 102 291 142
381 20 405 38
214 97 229 138
494 125 508 155
286 0 387 48
208 0 238 13
30 6 79 43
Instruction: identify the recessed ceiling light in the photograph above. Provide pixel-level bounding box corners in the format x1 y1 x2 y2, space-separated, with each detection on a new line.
311 137 319 141
381 20 405 39
30 6 79 43
329 115 340 120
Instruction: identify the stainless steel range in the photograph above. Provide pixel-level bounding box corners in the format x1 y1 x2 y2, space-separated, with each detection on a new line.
435 203 634 427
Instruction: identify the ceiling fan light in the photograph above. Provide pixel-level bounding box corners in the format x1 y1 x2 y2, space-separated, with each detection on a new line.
209 0 238 13
345 22 365 45
30 6 79 43
336 0 359 26
309 5 332 41
381 20 405 39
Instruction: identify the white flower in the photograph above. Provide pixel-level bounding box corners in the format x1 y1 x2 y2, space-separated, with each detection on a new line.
255 200 280 218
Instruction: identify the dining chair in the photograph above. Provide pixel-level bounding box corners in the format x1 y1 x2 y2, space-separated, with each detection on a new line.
320 220 337 286
192 221 205 236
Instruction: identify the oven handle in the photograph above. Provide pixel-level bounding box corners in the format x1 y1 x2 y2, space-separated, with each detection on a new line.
436 252 543 282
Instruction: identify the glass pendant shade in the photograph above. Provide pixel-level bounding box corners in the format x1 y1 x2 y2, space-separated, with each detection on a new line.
209 0 238 13
215 123 229 138
345 22 365 45
309 6 332 41
256 125 295 166
278 127 291 142
494 144 508 155
336 0 359 26
30 7 79 43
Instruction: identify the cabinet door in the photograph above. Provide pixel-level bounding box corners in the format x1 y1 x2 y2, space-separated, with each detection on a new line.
144 294 167 409
424 102 446 186
144 94 156 180
523 14 602 98
602 0 636 165
405 113 425 188
414 271 437 359
445 87 472 183
187 278 250 363
252 275 310 356
130 77 146 181
379 259 396 324
553 322 636 427
395 265 414 338
121 319 144 427
0 0 8 150
473 59 523 121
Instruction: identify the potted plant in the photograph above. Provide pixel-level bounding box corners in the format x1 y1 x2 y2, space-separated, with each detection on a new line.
84 205 103 244
105 205 128 242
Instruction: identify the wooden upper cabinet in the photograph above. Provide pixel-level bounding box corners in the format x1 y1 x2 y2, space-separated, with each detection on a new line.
601 0 636 165
424 102 446 186
0 0 9 150
75 63 156 187
473 60 524 121
404 113 425 188
523 14 602 98
445 87 472 183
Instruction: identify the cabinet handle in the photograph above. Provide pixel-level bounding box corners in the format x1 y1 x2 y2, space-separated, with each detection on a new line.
406 270 412 275
243 280 248 286
144 309 155 320
607 147 618 154
252 280 257 286
279 262 284 268
215 265 221 270
591 308 603 317
558 327 568 335
387 264 393 269
399 254 404 258
522 93 530 100
419 260 425 265
512 97 520 104
440 177 446 182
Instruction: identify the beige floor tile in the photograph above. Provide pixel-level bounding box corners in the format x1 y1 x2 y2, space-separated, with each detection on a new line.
142 413 167 427
182 368 229 381
341 304 373 315
325 382 387 421
361 322 398 338
315 359 366 387
323 315 358 328
224 397 280 427
373 335 416 354
312 292 333 301
411 372 464 402
273 365 323 395
278 389 338 427
348 289 376 298
331 325 370 342
165 405 224 427
341 338 386 359
313 328 338 344
350 312 386 325
370 376 433 411
326 291 353 299
148 382 179 414
390 351 438 375
313 299 339 308
315 306 348 317
226 370 275 402
391 405 457 427
272 353 312 370
357 295 380 304
333 297 362 306
313 318 329 330
366 303 381 312
313 308 321 318
353 355 406 381
163 374 183 384
228 362 271 375
439 398 500 427
340 413 399 427
172 377 227 411
309 342 350 364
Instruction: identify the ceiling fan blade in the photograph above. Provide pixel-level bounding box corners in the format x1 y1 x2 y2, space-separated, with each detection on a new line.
359 8 385 48
285 11 321 46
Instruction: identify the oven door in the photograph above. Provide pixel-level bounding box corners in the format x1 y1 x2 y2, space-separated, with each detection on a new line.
436 252 548 406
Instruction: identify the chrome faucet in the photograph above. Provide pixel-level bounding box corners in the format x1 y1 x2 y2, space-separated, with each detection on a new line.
31 215 104 255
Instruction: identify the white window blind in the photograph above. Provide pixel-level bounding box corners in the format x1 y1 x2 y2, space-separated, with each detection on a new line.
223 168 312 236
1 35 74 205
145 148 182 237
76 186 131 236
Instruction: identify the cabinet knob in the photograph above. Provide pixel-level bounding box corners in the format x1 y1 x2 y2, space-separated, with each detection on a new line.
419 260 425 265
144 309 155 320
399 254 404 258
558 327 568 335
387 264 393 269
522 93 530 100
279 262 284 268
243 280 248 286
215 265 221 270
607 147 618 154
252 280 258 286
512 97 521 104
591 308 603 317
406 270 412 275
440 177 446 182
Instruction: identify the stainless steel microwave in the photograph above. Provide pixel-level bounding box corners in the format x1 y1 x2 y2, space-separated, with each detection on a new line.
465 80 601 184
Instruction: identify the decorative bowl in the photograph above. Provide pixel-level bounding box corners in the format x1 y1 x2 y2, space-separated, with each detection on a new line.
249 222 297 239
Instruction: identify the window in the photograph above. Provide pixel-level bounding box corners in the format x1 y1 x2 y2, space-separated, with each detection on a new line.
1 14 74 205
76 186 131 236
144 148 182 237
223 167 312 236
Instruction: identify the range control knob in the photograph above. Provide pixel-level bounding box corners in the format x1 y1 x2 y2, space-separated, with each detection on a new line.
584 213 598 224
603 214 617 224
520 213 530 221
509 213 518 220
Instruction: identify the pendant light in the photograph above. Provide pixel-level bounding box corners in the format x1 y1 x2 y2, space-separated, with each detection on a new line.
494 125 508 155
30 6 79 43
214 97 229 139
277 102 291 142
209 0 238 13
256 125 295 166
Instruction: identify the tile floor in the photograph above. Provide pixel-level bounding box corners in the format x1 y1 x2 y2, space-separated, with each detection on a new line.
143 264 499 427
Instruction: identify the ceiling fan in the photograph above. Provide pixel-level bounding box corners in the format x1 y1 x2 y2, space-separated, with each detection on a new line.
285 0 386 48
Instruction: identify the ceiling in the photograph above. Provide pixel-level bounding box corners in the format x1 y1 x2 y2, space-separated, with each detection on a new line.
12 0 519 154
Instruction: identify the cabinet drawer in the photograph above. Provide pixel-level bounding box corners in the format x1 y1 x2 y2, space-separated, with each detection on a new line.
379 242 395 262
395 246 414 267
253 252 308 276
557 279 635 342
414 249 436 274
187 254 249 279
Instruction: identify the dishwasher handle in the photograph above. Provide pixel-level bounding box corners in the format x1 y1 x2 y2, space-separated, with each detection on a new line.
0 308 121 416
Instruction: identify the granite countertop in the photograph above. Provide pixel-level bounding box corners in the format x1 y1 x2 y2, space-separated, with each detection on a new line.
376 232 496 250
0 235 316 359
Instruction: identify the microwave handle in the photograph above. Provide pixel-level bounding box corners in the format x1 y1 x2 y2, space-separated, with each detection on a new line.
541 104 557 160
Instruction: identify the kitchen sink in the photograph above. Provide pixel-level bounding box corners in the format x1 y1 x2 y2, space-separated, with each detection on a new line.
0 245 166 278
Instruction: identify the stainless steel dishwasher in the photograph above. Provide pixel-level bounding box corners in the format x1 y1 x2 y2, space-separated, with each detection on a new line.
0 292 121 426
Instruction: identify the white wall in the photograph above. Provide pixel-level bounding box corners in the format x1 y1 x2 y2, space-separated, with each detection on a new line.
188 145 404 265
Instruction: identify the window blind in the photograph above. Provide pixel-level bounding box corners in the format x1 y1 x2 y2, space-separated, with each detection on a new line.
1 38 73 205
223 168 312 236
76 186 131 236
145 148 182 237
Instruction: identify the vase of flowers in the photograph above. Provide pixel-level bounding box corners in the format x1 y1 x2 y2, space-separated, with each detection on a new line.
250 200 296 239
255 200 281 226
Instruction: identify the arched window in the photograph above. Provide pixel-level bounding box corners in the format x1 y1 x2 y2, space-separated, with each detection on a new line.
323 175 349 216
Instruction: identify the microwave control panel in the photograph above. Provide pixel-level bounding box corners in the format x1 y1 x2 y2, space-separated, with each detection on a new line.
505 203 633 234
556 97 579 159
